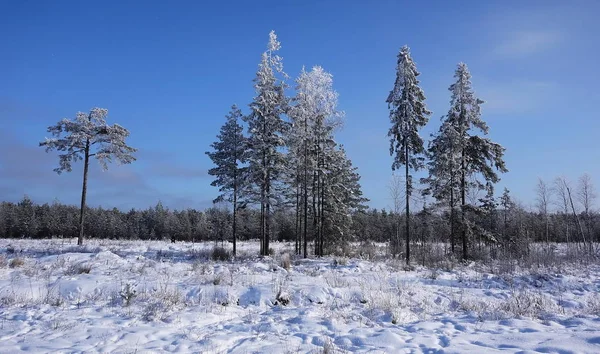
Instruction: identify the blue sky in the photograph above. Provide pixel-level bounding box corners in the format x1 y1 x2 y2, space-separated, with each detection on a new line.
1 0 598 212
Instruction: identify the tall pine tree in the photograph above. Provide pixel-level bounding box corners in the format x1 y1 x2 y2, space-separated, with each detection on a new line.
386 45 431 264
206 104 247 256
244 30 289 256
445 63 507 259
422 120 461 252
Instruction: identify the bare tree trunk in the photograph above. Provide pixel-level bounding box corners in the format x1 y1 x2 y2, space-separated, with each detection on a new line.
265 169 271 255
295 184 300 255
303 141 309 259
319 171 325 256
405 142 410 265
260 202 265 255
77 138 90 246
232 181 237 257
461 149 467 260
567 186 587 251
450 157 455 254
312 169 318 257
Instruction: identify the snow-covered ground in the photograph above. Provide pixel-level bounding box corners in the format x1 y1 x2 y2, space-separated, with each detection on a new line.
1 239 599 353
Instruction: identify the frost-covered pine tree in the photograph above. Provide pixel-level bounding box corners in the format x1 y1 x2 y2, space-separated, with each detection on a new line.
320 145 368 254
446 63 507 259
386 45 431 264
40 107 136 245
206 104 248 256
288 65 343 257
244 30 289 256
422 120 461 252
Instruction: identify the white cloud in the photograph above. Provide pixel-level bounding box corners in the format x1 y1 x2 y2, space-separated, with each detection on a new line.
493 30 565 57
477 80 558 115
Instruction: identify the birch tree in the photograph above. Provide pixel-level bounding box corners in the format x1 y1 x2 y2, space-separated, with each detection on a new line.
535 178 552 246
40 107 136 245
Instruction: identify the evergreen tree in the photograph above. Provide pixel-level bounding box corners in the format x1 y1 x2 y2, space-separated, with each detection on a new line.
40 107 136 245
206 104 248 256
445 63 507 259
16 195 38 238
386 45 431 264
321 145 368 254
422 120 461 252
500 187 513 247
288 66 343 257
244 30 289 256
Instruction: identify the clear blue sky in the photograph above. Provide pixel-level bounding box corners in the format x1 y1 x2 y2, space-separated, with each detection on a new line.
1 0 598 212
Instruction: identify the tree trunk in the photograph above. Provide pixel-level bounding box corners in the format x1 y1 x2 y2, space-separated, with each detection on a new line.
450 189 454 254
303 139 309 259
312 169 318 257
405 142 410 265
461 148 467 260
319 170 325 256
78 138 90 246
295 184 300 255
232 182 237 257
567 186 587 251
260 202 265 255
265 169 271 256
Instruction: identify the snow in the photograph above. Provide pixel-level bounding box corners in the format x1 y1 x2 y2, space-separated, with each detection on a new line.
1 239 600 353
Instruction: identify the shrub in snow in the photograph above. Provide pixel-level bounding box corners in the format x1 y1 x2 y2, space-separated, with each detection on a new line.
211 247 231 262
280 252 291 270
64 263 92 276
317 337 337 354
359 241 377 260
9 257 25 268
119 283 137 307
499 289 557 319
272 273 291 306
323 272 349 288
332 257 348 267
586 293 600 315
0 254 7 268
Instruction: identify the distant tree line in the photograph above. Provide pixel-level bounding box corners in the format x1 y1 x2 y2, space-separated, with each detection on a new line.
1 181 597 254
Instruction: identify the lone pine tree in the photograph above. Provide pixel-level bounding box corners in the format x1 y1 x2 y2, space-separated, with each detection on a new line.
40 107 136 245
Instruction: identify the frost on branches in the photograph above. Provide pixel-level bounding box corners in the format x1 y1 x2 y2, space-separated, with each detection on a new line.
40 107 136 245
443 63 507 259
244 30 289 256
288 65 365 257
386 45 431 263
40 108 136 173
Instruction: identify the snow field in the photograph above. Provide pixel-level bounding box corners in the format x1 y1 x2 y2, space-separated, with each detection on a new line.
0 238 600 353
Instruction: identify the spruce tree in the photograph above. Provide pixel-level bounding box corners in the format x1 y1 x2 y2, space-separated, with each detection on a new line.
386 45 431 264
206 104 247 256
